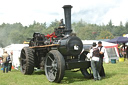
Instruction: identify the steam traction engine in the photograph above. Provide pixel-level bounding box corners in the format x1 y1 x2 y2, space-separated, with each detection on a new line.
20 5 92 83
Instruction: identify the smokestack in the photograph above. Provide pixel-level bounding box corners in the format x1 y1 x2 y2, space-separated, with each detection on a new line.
63 5 72 35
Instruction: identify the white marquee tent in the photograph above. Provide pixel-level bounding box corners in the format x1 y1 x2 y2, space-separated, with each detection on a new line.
4 44 29 68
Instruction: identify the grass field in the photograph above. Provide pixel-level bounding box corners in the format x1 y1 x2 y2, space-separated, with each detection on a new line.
0 60 128 85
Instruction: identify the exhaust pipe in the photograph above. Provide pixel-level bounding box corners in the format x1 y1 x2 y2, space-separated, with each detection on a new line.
63 5 72 35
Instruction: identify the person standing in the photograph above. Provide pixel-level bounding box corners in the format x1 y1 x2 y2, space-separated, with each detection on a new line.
90 42 101 81
2 51 9 73
8 51 13 71
98 41 106 77
0 56 2 67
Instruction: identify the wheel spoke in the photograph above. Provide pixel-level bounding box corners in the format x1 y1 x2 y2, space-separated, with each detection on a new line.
21 58 26 64
51 67 57 77
23 59 26 64
49 70 56 80
22 64 26 70
21 51 26 56
53 69 57 78
89 68 91 74
51 73 55 80
48 55 54 62
54 67 57 71
53 63 57 71
54 71 57 77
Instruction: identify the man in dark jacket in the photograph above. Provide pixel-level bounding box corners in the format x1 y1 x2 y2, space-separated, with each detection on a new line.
98 41 105 77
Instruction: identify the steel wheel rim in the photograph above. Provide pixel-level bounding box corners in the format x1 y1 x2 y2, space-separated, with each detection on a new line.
45 53 58 82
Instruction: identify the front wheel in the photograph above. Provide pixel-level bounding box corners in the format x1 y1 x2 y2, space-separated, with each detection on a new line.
80 66 93 78
80 51 93 78
45 50 65 83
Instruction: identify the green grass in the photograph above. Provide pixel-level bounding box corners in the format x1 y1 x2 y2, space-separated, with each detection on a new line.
0 61 128 85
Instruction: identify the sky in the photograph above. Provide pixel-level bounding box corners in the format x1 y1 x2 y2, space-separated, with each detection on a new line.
0 0 128 26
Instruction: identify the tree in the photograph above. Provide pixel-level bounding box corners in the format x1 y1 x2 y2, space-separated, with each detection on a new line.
0 19 127 47
108 20 113 27
96 30 114 39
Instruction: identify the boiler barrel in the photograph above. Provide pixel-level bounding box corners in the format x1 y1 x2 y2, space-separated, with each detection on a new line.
58 36 83 56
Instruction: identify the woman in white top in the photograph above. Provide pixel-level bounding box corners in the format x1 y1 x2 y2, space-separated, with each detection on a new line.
90 42 101 81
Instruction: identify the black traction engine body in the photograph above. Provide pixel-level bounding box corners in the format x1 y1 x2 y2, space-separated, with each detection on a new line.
20 5 92 83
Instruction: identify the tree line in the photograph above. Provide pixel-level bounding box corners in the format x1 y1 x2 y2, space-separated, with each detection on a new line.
0 19 128 47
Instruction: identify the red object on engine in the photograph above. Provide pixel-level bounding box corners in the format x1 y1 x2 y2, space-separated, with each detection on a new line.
45 32 57 42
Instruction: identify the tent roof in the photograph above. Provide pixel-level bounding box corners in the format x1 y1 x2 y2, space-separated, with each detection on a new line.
107 36 128 43
4 44 29 51
82 40 118 47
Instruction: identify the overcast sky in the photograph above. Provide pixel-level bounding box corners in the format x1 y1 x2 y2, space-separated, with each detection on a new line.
0 0 128 26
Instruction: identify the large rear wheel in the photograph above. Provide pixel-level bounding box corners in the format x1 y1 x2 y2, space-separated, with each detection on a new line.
45 50 65 83
20 47 34 75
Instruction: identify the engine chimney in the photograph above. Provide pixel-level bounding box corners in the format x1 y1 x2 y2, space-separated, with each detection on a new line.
63 5 72 35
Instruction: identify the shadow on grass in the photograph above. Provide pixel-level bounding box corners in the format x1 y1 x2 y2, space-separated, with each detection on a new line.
33 71 45 75
31 70 117 84
61 70 118 84
61 70 90 84
102 72 117 79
